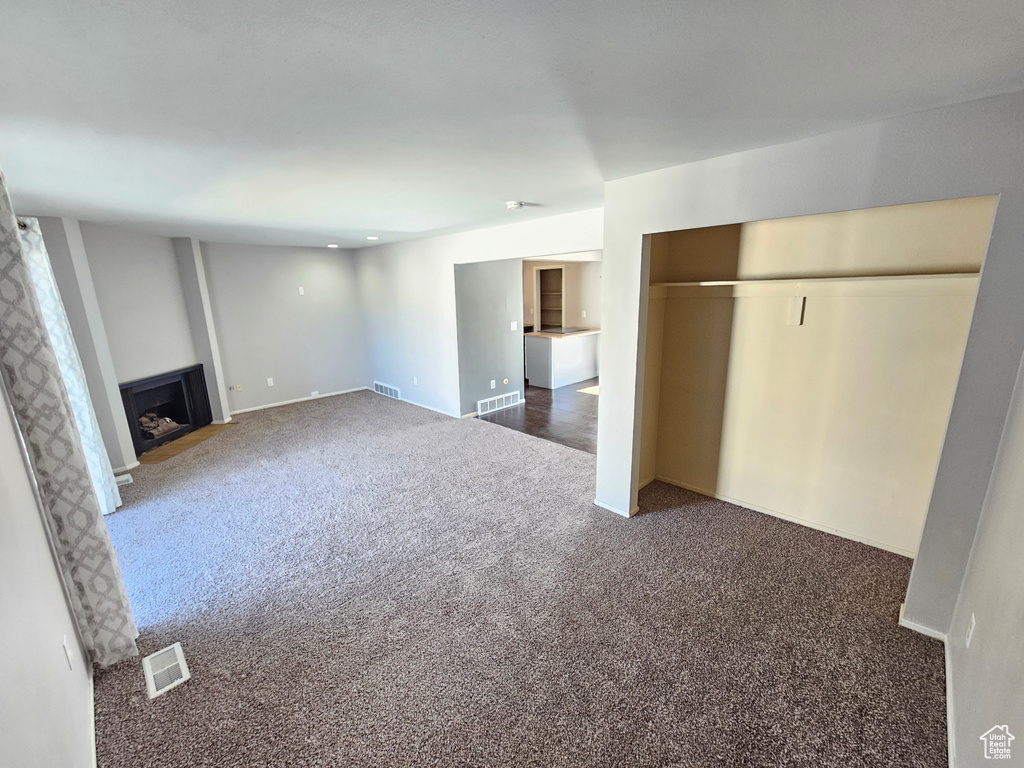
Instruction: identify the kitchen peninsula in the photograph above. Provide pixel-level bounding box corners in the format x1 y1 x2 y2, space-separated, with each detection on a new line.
524 328 600 389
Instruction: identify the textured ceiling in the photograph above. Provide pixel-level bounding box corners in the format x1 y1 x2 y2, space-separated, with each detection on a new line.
2 0 1023 247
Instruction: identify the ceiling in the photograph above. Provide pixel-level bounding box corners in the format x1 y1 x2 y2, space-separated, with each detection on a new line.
2 0 1023 248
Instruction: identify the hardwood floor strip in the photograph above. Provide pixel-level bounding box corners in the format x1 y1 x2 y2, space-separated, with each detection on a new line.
137 423 235 464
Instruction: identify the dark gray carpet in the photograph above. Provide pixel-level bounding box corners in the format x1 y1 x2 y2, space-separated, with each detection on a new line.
95 390 946 767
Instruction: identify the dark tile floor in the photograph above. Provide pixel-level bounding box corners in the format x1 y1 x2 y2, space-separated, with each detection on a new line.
480 377 598 454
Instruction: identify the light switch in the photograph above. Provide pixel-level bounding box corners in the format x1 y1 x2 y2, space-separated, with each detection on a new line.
267 378 274 387
510 321 518 331
298 286 305 296
787 296 806 326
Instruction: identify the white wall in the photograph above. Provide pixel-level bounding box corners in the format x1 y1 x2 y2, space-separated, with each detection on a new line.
79 222 197 383
577 261 602 329
202 243 368 413
358 209 603 416
455 259 525 416
174 238 232 423
947 349 1024 766
0 388 94 768
597 90 1024 636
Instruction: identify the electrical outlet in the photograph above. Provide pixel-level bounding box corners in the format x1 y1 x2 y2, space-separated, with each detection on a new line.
490 380 496 389
413 376 418 385
582 310 587 318
236 383 244 391
966 612 976 648
267 378 274 387
311 390 319 397
510 321 518 331
298 286 305 296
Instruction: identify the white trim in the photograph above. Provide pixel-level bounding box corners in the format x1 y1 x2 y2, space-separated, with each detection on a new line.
945 640 957 768
111 460 139 473
594 498 639 518
90 668 97 768
899 603 954 764
638 476 656 490
462 412 479 419
400 398 459 418
211 417 232 424
655 476 917 558
230 387 367 415
898 602 948 641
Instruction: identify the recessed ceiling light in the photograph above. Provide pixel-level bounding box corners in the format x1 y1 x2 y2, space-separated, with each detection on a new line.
327 243 339 248
366 236 379 241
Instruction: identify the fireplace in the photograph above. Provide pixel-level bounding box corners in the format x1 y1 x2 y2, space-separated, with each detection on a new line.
120 365 213 456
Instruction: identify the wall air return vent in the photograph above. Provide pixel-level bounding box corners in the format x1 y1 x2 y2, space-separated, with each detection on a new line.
142 642 191 699
373 381 401 399
478 391 522 416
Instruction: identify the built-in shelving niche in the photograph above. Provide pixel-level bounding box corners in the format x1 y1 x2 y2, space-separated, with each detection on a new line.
538 267 564 330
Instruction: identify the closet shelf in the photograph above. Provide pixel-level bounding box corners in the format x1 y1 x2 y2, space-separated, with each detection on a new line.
650 272 980 288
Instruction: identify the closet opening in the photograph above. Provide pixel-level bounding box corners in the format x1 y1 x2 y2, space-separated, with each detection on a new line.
638 195 997 556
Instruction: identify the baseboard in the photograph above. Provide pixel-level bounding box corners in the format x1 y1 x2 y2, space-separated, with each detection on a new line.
594 498 639 518
655 475 917 558
230 387 368 415
111 460 139 473
90 667 97 768
212 417 233 424
400 398 459 418
638 476 656 490
462 412 479 419
945 641 956 768
898 602 948 642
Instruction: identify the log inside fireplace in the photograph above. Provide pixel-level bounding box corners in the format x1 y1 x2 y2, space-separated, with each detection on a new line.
120 365 213 457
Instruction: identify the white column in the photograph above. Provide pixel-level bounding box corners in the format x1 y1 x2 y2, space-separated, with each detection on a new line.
173 237 231 422
38 217 138 471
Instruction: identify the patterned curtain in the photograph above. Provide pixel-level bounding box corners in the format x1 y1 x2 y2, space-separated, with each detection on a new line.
0 170 138 666
19 217 122 515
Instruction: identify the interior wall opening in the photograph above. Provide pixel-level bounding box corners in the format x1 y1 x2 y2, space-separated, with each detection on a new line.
455 253 602 454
